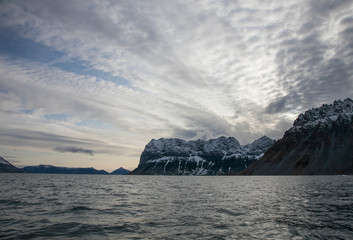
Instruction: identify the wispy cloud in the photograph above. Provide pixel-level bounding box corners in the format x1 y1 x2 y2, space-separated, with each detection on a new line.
0 0 352 169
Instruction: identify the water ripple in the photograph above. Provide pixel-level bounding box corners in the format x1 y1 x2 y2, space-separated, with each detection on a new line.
0 174 353 239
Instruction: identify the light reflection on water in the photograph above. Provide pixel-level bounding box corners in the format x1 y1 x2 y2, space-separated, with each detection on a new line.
1 174 353 239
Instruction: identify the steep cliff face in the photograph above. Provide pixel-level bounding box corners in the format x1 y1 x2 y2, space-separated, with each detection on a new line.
242 98 353 175
131 136 274 175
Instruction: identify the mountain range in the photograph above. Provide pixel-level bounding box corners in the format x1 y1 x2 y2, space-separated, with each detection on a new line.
0 159 130 175
22 165 110 174
132 98 353 175
130 136 274 175
22 165 131 175
2 98 352 176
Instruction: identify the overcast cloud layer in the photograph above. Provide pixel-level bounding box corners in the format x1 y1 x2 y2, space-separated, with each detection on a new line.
0 0 352 170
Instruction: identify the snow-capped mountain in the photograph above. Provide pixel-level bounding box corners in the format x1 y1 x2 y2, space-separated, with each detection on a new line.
131 136 274 175
0 156 23 173
242 98 353 175
290 98 353 133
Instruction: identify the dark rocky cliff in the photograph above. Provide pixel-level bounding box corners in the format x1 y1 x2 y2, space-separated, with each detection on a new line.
241 98 353 175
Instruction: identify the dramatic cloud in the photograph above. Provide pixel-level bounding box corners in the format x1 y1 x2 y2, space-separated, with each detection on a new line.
0 0 352 170
274 0 353 108
265 96 289 114
54 146 94 156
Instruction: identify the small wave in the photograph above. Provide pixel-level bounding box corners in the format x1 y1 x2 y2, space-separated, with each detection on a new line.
0 199 22 205
329 203 353 211
69 206 94 211
213 223 230 229
0 199 38 207
216 208 245 217
111 193 128 197
104 223 143 233
17 222 107 239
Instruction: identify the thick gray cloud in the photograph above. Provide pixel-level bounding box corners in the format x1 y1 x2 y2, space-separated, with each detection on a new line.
265 96 289 114
54 146 94 156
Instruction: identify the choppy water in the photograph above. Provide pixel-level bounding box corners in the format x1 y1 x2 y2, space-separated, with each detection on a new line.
1 174 353 239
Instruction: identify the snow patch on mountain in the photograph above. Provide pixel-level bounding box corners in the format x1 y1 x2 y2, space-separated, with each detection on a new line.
289 98 353 133
241 98 353 175
132 135 274 175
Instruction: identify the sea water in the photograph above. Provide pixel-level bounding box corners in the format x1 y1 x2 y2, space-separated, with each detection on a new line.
1 174 353 239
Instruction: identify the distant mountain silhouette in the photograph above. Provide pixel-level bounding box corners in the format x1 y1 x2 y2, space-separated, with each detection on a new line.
22 165 109 174
21 165 131 175
111 167 130 175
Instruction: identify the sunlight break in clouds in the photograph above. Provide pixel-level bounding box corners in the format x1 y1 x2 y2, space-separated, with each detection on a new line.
0 0 352 170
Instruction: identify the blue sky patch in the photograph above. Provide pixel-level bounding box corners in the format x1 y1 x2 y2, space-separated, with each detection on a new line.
44 113 71 122
0 27 132 88
52 59 132 87
0 27 64 63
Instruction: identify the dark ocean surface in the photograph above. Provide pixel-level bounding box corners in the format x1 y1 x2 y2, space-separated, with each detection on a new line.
1 174 353 239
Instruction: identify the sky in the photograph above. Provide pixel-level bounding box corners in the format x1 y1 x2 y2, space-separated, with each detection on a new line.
0 0 352 171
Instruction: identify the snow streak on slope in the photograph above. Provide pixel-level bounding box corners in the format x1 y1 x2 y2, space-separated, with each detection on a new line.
132 136 274 175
